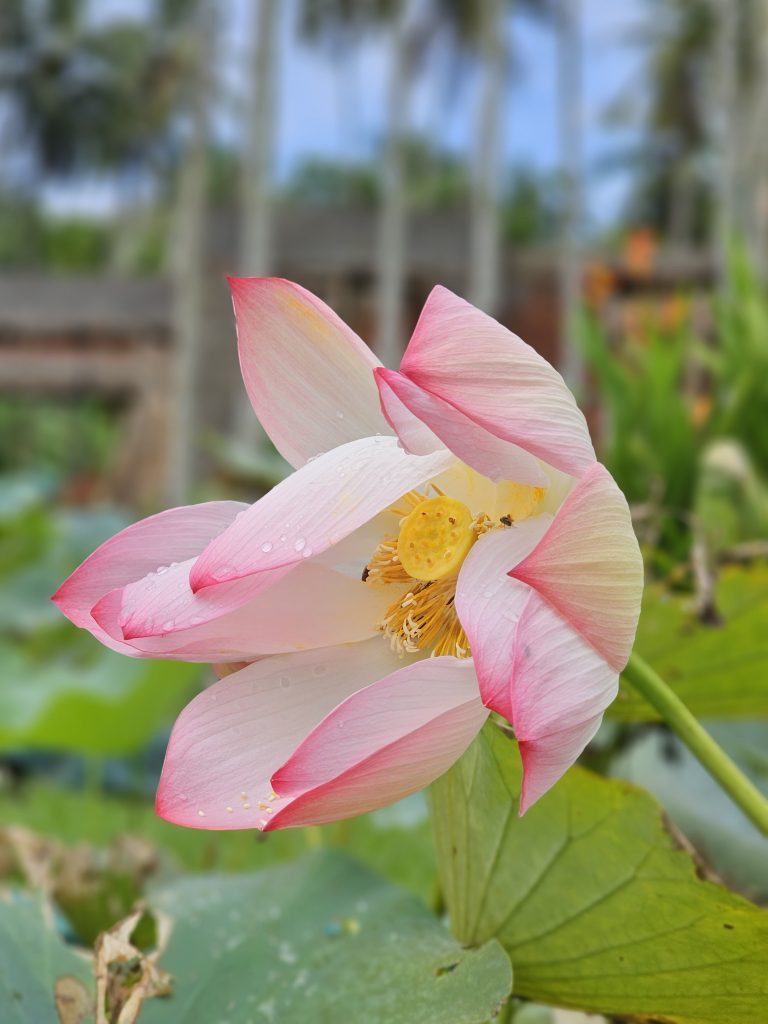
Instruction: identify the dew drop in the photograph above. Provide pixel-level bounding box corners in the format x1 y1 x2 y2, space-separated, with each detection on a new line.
312 664 327 677
279 534 287 543
294 537 306 552
261 541 273 553
301 546 313 558
279 676 290 689
336 410 345 420
156 565 169 575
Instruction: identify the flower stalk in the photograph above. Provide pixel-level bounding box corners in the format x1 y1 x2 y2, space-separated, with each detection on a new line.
623 652 768 837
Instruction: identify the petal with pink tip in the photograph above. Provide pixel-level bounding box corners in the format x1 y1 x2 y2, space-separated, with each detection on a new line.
267 656 487 829
399 286 595 477
190 436 456 592
231 277 392 467
455 526 618 813
155 639 404 829
375 367 547 485
96 558 291 643
510 591 618 812
509 463 644 672
98 563 396 661
51 501 246 654
454 522 552 719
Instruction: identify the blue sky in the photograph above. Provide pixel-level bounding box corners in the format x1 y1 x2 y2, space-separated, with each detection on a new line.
50 0 646 226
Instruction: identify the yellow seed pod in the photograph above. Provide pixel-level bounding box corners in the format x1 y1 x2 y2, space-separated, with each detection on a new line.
397 496 474 582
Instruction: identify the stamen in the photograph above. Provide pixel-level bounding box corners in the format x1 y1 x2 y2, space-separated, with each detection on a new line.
362 536 412 586
380 573 470 659
363 484 540 660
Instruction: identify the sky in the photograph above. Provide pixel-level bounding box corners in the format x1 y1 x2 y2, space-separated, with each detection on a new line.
47 0 646 227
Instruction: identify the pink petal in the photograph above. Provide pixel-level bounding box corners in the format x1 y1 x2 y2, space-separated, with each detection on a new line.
156 639 403 829
52 501 246 654
97 559 291 642
510 592 617 813
509 463 644 672
454 522 552 718
100 563 396 661
455 525 618 814
375 367 547 485
189 436 456 592
231 277 392 467
398 286 595 478
267 656 487 829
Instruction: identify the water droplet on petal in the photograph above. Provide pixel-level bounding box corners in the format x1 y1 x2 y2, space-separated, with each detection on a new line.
279 676 290 688
313 664 327 677
261 541 273 553
336 411 345 420
156 565 168 575
294 537 306 552
301 546 313 558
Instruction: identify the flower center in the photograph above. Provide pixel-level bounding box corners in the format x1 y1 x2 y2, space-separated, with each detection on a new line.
396 496 474 582
362 482 546 660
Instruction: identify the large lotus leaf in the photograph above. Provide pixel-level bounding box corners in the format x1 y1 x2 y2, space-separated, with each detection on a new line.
141 851 512 1024
431 723 768 1024
0 894 93 1023
613 564 768 721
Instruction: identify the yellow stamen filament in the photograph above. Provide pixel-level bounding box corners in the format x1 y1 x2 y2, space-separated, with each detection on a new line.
362 536 411 586
381 574 470 658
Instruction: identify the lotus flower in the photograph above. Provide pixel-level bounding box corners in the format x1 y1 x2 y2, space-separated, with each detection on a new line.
54 280 643 830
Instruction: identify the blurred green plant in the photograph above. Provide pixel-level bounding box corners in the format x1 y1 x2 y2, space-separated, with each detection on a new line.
0 398 119 478
578 245 768 569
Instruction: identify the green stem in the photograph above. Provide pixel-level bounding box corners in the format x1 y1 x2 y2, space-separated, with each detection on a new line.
623 652 768 836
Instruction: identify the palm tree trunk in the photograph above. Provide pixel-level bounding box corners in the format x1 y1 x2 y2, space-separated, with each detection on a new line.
713 0 737 281
376 1 415 368
233 0 279 445
167 0 213 505
469 0 505 316
556 0 584 391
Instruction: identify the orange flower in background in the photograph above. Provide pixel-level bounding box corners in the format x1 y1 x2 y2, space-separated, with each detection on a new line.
659 293 689 333
691 394 713 428
583 261 617 310
623 228 657 278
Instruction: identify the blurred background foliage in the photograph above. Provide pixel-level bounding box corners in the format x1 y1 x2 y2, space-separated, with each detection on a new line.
0 1 767 1020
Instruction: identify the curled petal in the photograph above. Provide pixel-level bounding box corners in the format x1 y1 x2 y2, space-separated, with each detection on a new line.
267 656 487 829
398 286 596 478
98 563 395 661
510 592 618 813
376 367 547 485
190 436 456 592
98 559 291 643
156 639 401 829
52 501 246 654
231 277 391 467
509 463 644 672
456 525 619 813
